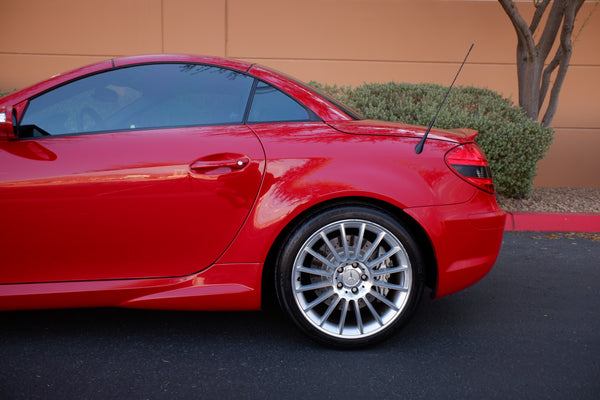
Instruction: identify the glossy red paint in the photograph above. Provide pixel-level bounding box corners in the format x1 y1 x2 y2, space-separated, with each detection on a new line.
404 189 505 297
113 54 253 73
218 121 477 266
0 54 504 319
1 126 264 283
0 262 262 311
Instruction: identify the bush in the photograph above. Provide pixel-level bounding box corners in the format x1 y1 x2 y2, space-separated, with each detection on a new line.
310 81 553 198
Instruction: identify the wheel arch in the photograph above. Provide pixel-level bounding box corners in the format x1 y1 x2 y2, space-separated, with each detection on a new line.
260 196 437 310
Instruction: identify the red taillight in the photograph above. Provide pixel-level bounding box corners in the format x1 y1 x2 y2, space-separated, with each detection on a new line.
445 143 495 194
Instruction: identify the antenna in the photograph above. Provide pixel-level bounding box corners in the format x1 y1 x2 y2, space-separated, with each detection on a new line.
415 43 474 154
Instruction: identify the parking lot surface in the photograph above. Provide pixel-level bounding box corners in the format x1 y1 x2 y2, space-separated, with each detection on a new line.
1 231 598 399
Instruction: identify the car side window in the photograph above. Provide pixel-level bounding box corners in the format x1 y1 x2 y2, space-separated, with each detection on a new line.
247 81 313 123
19 64 254 137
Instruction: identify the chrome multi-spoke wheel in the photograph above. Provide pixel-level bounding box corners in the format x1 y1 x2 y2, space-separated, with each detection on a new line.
276 206 423 347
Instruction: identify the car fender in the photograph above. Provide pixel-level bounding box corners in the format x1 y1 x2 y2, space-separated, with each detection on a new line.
218 124 476 265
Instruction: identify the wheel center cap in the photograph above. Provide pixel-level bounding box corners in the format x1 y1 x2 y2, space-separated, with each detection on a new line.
342 269 361 287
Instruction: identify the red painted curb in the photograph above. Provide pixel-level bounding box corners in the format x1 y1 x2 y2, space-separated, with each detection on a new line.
504 212 600 232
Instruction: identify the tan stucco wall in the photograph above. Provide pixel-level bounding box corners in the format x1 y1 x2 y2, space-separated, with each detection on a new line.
1 0 599 187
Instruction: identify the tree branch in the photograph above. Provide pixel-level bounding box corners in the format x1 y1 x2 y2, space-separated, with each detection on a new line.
500 0 586 127
541 0 583 127
538 48 562 112
537 0 567 60
498 0 536 59
530 0 551 33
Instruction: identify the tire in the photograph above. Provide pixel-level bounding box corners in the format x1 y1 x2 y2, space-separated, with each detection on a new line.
275 205 424 347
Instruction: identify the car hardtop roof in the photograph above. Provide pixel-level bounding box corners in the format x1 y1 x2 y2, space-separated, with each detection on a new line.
112 54 253 72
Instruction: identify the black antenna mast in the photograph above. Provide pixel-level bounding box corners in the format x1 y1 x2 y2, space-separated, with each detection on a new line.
415 43 474 154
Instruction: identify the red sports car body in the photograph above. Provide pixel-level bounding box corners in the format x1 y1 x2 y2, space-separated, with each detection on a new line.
0 55 505 346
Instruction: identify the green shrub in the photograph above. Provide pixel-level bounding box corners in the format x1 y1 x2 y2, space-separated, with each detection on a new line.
310 81 553 198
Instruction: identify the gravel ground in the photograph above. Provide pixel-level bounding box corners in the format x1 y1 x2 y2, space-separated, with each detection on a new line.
496 187 600 213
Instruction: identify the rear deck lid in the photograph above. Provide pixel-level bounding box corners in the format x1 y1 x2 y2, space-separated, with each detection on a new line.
328 120 478 144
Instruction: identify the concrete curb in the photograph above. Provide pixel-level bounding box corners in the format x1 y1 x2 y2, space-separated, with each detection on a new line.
504 212 600 232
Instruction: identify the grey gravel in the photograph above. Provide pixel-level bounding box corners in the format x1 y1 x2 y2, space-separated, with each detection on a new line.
496 187 600 213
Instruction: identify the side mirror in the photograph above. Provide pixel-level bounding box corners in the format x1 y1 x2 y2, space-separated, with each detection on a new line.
0 106 18 141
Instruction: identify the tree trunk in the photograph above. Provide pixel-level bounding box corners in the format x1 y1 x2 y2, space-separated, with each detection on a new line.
498 0 585 127
516 39 545 121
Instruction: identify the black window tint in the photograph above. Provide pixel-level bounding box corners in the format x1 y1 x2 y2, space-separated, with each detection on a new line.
247 81 311 123
20 64 253 137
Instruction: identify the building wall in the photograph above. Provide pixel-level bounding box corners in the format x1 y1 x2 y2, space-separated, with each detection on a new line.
1 0 598 187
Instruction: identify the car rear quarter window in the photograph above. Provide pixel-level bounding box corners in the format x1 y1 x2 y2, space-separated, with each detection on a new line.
19 63 254 137
247 81 315 123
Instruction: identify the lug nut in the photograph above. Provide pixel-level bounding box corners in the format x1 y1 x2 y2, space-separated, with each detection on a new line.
337 267 344 273
361 274 368 281
352 262 358 268
351 287 359 294
337 282 343 289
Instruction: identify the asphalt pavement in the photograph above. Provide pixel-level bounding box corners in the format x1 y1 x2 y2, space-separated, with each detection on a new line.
1 231 599 399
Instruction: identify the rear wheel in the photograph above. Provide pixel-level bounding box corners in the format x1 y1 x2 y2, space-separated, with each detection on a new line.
275 205 423 347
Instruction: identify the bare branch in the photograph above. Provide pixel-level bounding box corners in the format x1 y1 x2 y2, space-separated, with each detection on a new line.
500 0 587 127
538 48 561 112
498 0 537 59
537 0 567 59
541 0 581 127
530 0 551 33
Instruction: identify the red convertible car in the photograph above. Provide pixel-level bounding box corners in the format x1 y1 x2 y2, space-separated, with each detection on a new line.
0 55 505 347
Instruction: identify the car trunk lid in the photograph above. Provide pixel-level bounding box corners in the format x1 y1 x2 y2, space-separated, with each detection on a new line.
327 120 478 143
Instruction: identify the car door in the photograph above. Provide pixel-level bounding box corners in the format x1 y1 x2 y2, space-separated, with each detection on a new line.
0 63 264 284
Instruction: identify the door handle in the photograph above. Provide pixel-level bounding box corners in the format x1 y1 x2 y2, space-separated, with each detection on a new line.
190 157 250 171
